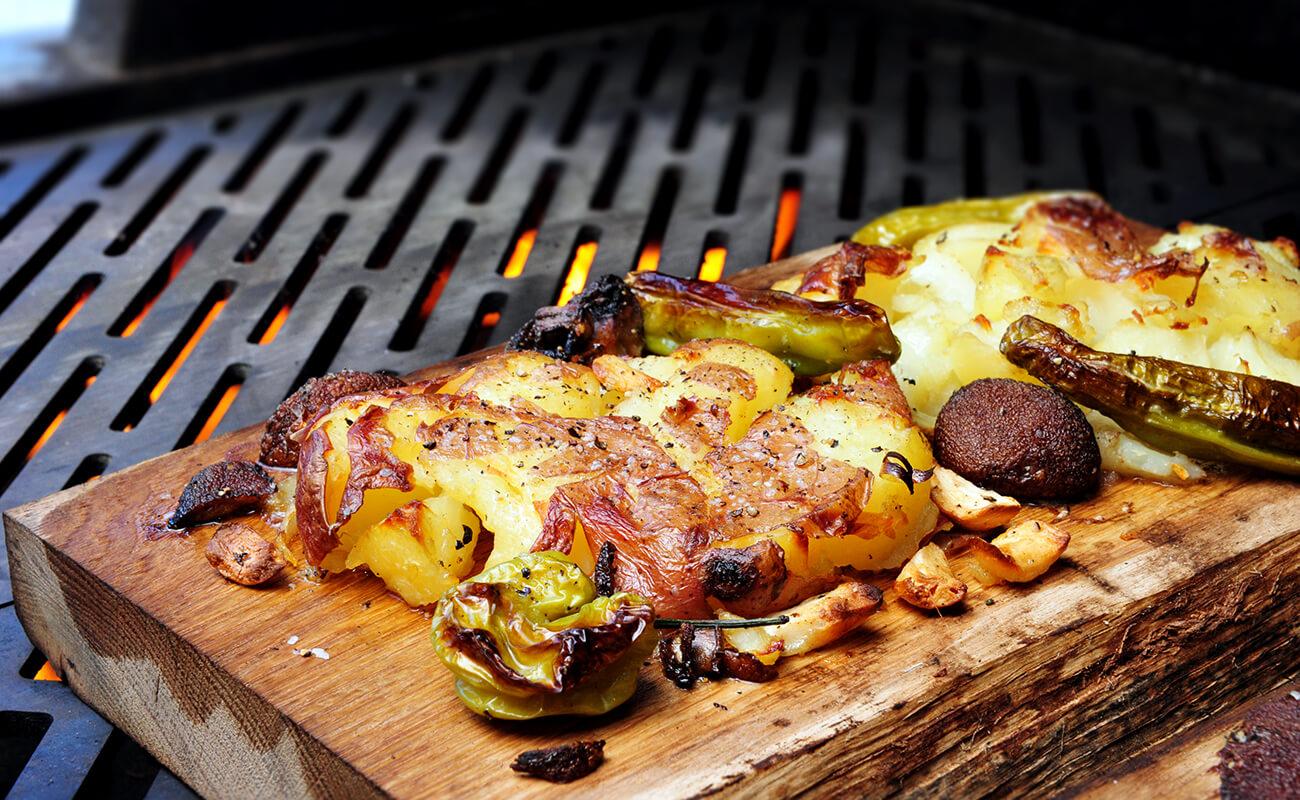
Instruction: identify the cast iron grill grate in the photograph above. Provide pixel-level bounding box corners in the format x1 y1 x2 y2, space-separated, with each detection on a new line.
1 4 1299 796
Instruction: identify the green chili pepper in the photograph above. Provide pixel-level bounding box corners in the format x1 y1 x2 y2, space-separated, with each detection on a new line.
432 552 657 720
628 271 900 375
851 192 1060 248
1001 315 1300 476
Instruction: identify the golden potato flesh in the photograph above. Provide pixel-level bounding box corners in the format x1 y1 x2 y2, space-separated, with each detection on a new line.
344 495 481 606
785 195 1300 478
293 342 944 617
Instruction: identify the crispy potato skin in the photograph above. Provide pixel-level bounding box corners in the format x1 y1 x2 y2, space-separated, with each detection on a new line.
260 370 406 467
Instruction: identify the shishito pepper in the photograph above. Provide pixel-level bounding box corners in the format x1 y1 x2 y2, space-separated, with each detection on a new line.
432 552 657 720
851 191 1064 248
1001 315 1300 477
628 271 900 375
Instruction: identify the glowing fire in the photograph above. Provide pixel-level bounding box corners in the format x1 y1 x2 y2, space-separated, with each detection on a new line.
27 374 97 460
150 299 226 404
636 242 661 273
698 247 727 282
121 241 197 337
33 661 60 681
558 241 599 305
770 187 802 261
258 304 291 345
481 311 501 328
56 285 94 332
502 229 537 278
193 382 242 444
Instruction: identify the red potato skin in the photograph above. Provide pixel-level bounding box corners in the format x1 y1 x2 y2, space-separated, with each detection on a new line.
295 428 336 566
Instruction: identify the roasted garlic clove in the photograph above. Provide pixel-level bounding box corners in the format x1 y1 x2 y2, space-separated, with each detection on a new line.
929 466 1021 531
963 519 1070 584
894 543 967 609
205 522 286 586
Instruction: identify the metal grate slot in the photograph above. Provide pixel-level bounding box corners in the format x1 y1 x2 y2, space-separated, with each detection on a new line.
109 208 225 337
0 711 52 796
0 356 102 497
389 220 474 351
233 151 327 263
222 103 303 193
290 287 368 389
249 213 348 344
101 130 164 188
364 156 443 270
346 102 416 198
0 203 96 319
111 283 233 431
0 147 87 243
175 365 247 449
0 274 101 399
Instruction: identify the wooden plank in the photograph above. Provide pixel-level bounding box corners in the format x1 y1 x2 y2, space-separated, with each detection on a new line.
6 247 1300 799
1077 680 1300 799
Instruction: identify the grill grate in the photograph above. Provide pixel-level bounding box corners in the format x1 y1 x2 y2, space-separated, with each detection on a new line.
2 4 1300 796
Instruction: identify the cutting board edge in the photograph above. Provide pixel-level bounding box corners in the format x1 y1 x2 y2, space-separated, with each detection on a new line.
5 511 390 800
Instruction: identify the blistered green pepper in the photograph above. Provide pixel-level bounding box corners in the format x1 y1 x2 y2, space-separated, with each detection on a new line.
852 191 1061 248
432 552 657 720
628 271 900 375
1001 315 1300 477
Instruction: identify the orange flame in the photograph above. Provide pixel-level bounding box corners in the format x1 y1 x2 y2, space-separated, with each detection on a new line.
558 241 599 305
121 241 198 337
193 382 242 444
636 242 661 273
56 286 94 333
33 661 61 681
770 187 801 261
257 304 291 345
481 311 501 328
698 247 727 282
28 374 96 460
502 229 537 278
149 299 226 404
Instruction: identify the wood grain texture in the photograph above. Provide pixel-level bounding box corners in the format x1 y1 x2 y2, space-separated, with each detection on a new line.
7 246 1300 799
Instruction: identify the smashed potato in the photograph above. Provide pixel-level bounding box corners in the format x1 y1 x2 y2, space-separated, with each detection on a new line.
776 194 1300 478
293 340 942 625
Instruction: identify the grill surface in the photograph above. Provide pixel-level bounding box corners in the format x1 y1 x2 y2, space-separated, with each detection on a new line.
2 3 1300 796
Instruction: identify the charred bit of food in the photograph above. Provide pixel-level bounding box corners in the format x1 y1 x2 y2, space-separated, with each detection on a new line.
511 740 606 783
170 460 276 528
894 543 966 610
657 623 778 689
955 519 1070 584
1001 314 1300 477
260 370 406 467
594 541 617 597
628 271 901 375
795 241 911 301
205 522 286 586
933 378 1101 501
507 274 644 364
929 466 1021 531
